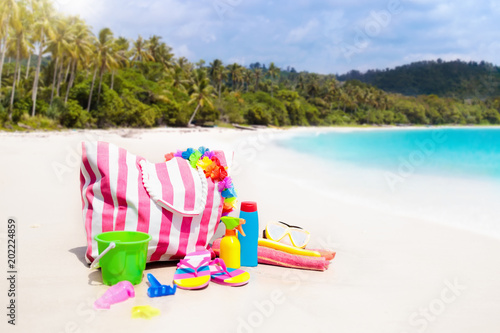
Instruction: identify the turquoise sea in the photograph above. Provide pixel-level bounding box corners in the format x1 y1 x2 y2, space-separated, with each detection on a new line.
276 127 500 238
280 128 500 181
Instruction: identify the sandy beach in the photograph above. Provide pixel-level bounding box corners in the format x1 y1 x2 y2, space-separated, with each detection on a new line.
1 127 500 333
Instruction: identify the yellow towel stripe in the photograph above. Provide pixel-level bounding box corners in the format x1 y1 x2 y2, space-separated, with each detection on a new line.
258 238 321 257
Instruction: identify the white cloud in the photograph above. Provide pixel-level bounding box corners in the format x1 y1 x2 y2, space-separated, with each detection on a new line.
174 44 195 59
286 19 320 43
227 56 246 66
54 0 500 74
55 0 104 19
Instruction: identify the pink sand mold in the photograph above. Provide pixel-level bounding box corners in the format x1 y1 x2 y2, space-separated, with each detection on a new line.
94 281 135 310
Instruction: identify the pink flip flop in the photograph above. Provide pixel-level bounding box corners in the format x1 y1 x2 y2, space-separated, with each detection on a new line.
209 258 250 287
173 250 211 290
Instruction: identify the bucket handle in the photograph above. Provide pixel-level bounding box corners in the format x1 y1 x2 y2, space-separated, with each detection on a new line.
90 242 116 269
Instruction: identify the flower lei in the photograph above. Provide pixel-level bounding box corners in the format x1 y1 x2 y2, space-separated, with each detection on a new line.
165 147 237 216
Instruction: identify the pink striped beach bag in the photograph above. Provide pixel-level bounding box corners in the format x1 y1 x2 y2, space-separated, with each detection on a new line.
80 141 231 264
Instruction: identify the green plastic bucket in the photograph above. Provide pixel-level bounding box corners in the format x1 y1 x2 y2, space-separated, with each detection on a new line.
93 231 151 286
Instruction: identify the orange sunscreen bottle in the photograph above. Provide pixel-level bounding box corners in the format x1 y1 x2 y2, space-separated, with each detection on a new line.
219 217 246 269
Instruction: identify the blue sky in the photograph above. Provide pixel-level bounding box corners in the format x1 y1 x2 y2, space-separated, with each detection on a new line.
55 0 500 74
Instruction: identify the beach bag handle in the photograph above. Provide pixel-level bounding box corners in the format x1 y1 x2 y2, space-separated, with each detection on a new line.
139 160 208 217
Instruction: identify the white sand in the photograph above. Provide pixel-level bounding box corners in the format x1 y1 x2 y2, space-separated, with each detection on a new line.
1 127 499 333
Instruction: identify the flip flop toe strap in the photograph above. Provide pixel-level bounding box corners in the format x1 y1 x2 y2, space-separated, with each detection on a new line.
210 258 234 277
178 257 210 277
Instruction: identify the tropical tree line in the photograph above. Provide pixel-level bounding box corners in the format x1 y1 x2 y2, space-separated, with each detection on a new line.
1 0 500 131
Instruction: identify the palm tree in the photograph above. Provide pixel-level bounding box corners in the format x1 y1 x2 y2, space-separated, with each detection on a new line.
109 36 129 90
228 63 240 90
130 35 153 64
24 0 35 80
55 19 80 99
168 64 188 92
196 59 205 69
343 84 362 113
325 78 338 110
0 0 19 92
143 35 173 75
253 68 262 91
376 91 388 111
114 36 129 55
64 18 93 104
147 35 162 62
208 60 218 83
209 59 224 101
243 68 253 92
46 16 75 105
267 62 280 98
362 89 374 109
8 2 32 119
337 88 350 113
297 73 306 93
86 55 98 112
94 27 118 105
31 0 55 115
187 69 215 126
235 66 244 91
155 41 173 68
306 74 320 98
177 56 192 74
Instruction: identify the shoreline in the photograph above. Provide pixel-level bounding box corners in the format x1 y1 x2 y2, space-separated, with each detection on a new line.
1 123 500 137
268 127 500 240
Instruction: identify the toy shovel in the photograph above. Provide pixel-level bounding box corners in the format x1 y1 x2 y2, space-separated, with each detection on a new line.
147 273 177 297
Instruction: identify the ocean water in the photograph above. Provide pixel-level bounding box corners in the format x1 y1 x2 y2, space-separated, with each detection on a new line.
281 128 500 181
276 127 500 238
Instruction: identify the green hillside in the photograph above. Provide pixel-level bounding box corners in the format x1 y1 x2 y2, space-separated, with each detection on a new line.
337 60 500 99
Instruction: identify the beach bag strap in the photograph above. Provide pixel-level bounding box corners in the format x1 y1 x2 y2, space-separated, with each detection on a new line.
139 159 208 217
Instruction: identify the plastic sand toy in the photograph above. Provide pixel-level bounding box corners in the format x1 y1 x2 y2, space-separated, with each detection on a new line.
131 305 160 319
92 231 151 285
147 273 177 297
94 281 135 309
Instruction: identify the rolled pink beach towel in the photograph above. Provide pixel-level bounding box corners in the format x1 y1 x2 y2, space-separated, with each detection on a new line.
311 249 336 261
211 238 333 271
